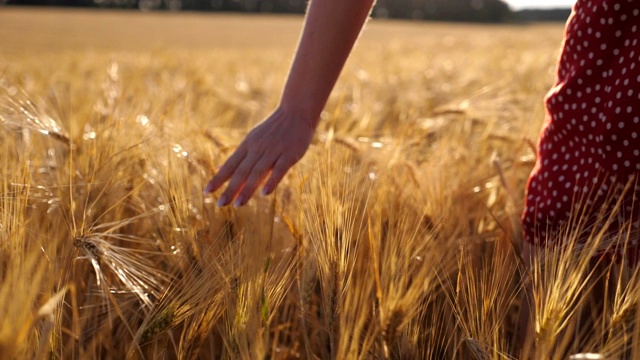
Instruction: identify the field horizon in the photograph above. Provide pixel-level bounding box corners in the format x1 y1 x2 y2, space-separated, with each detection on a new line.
0 7 565 53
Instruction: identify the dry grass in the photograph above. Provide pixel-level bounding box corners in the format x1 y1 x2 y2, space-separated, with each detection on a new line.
1 7 637 359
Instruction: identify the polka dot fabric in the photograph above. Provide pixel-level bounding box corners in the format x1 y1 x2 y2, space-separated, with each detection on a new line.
522 0 640 247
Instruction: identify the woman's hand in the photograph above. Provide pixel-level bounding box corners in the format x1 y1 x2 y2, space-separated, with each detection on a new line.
204 0 375 206
204 107 315 207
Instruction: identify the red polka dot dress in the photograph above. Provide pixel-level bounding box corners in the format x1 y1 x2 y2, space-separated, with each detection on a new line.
522 0 640 249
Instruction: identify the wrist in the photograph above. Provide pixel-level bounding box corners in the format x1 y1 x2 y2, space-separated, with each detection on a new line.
276 100 322 130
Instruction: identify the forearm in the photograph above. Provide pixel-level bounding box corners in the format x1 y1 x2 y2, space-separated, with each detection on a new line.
279 0 376 127
205 0 376 204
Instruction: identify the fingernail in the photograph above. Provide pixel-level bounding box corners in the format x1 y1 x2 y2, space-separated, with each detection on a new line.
234 196 245 208
217 194 228 207
261 187 269 196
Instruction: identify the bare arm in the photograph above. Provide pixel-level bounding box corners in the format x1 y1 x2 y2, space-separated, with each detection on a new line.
204 0 376 207
279 0 376 127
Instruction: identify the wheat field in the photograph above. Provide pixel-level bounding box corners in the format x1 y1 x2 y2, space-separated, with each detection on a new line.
1 7 638 359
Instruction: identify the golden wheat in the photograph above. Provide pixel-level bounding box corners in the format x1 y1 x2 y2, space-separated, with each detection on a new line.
3 8 639 360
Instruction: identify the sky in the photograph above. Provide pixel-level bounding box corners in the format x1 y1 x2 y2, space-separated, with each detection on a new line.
505 0 576 10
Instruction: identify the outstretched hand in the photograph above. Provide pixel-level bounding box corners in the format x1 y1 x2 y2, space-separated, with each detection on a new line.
204 107 315 207
204 0 374 207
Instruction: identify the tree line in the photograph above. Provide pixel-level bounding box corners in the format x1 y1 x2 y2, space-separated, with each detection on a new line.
3 0 571 23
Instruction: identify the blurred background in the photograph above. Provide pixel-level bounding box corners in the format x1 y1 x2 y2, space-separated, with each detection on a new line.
1 0 574 22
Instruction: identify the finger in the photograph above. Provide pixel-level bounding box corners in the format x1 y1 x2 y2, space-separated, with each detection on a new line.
234 153 279 206
204 148 247 194
261 156 294 196
218 152 262 206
